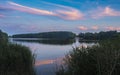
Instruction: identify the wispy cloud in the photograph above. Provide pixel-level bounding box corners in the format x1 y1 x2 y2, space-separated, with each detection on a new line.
105 26 120 31
7 1 84 20
56 10 83 20
42 1 84 20
90 6 120 19
8 1 55 16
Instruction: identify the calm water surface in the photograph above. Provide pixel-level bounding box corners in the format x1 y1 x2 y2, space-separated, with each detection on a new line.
10 38 95 75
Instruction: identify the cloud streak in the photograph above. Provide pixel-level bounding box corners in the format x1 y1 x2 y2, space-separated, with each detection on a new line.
8 2 55 15
7 1 83 20
42 1 84 20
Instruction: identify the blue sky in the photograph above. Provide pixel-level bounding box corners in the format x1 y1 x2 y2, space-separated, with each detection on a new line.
0 0 120 35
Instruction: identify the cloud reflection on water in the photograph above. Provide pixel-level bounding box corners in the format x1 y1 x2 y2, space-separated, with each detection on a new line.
35 57 63 66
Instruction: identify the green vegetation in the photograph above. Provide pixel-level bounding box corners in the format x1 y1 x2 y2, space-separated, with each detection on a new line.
1 29 120 75
0 30 35 75
56 36 120 75
78 31 119 40
0 43 35 75
12 31 76 39
0 30 8 43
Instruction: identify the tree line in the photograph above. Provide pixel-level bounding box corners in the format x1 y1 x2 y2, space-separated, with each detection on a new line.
12 31 76 40
78 31 119 40
12 31 120 41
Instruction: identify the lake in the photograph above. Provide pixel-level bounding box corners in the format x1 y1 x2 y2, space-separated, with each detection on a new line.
10 38 96 75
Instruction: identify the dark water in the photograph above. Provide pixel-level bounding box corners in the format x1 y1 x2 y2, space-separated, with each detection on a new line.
10 38 96 75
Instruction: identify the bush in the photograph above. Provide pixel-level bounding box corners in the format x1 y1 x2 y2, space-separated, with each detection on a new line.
0 30 8 43
0 43 35 75
0 29 35 75
56 37 120 75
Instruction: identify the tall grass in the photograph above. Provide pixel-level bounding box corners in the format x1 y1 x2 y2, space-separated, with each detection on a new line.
0 42 35 75
0 30 35 75
56 37 120 75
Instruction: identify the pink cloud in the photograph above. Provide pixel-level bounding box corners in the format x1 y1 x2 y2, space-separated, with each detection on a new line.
8 2 55 16
41 1 84 20
105 26 120 31
0 14 5 18
77 25 120 31
78 26 88 30
56 9 83 20
91 26 99 30
8 1 84 20
91 7 120 19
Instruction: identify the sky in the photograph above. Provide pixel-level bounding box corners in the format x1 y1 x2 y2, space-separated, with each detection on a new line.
0 0 120 35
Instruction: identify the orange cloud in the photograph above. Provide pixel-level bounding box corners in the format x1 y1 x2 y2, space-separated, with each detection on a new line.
8 1 84 20
91 7 120 19
78 26 88 30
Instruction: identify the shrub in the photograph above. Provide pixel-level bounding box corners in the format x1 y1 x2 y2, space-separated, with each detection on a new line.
56 37 120 75
0 30 35 75
0 43 35 75
0 30 8 43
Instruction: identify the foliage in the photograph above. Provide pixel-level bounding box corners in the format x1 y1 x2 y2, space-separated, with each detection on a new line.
0 43 35 75
56 37 120 75
0 30 8 43
78 31 119 40
0 30 35 75
12 31 76 39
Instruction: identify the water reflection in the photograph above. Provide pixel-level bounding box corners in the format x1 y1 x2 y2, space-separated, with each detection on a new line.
35 59 55 66
10 38 97 75
12 38 75 45
35 57 63 66
79 40 98 43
